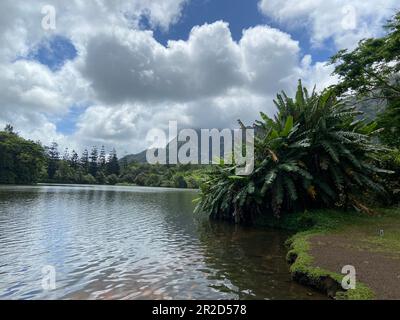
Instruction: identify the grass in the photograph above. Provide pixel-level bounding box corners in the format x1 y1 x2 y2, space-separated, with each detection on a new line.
261 207 400 299
286 230 375 300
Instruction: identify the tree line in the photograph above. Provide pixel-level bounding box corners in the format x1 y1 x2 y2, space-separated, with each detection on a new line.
0 125 121 185
0 124 202 188
44 142 120 185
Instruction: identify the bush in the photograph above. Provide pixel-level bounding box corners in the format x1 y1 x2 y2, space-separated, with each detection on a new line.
173 174 188 188
379 149 400 205
82 174 96 184
106 174 119 185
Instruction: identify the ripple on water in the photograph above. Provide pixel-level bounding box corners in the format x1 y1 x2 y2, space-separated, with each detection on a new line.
0 185 326 300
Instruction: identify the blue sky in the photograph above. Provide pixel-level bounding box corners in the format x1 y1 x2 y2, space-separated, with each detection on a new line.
151 0 334 62
28 35 78 72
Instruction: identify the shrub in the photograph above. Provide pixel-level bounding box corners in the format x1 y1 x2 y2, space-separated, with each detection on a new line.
106 174 119 185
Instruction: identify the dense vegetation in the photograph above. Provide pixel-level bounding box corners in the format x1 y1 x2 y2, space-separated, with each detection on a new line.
0 129 123 185
119 163 204 189
195 82 390 223
196 12 400 223
42 142 121 185
0 125 46 184
0 125 202 188
331 11 400 204
43 143 203 187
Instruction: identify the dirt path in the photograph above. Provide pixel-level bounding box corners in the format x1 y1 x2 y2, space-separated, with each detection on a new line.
309 233 400 299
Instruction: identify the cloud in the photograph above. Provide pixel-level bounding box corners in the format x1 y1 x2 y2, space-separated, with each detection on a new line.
72 21 309 152
80 22 244 103
0 0 188 151
0 60 68 115
258 0 399 49
80 22 302 104
240 26 301 94
1 0 373 154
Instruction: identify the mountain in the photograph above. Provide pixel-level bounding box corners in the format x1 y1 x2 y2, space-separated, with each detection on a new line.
120 128 249 165
120 150 148 164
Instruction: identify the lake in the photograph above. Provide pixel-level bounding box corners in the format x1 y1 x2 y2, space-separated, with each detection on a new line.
0 184 324 300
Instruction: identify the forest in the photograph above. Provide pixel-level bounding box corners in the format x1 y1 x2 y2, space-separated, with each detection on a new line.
0 124 204 188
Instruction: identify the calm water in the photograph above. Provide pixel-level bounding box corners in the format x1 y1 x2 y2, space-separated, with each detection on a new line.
0 185 324 300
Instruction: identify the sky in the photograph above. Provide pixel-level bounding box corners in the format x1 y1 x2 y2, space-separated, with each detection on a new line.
0 0 398 156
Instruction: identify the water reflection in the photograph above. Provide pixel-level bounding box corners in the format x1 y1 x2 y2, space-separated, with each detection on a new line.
197 221 322 299
0 185 324 300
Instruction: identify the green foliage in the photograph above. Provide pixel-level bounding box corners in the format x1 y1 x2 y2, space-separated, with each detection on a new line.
377 149 400 204
331 11 400 149
376 98 400 147
0 130 46 184
106 149 120 176
330 12 400 99
82 173 96 184
287 231 375 300
46 142 60 179
118 162 204 189
106 174 119 185
284 207 400 299
37 142 123 186
196 81 389 223
0 134 120 184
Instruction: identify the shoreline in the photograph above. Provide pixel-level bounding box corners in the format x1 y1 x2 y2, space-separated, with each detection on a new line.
0 182 199 192
286 232 374 299
281 208 400 300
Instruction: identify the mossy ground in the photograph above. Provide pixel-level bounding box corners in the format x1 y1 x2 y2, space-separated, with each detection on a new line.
258 207 400 299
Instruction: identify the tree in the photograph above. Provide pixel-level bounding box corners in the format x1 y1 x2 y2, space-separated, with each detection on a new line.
80 149 89 173
330 12 400 99
70 150 79 169
107 148 120 176
196 81 389 223
63 148 70 162
0 130 46 184
106 174 119 185
376 98 400 147
46 142 60 179
99 146 106 171
89 146 98 177
4 124 16 135
331 11 400 148
54 161 74 183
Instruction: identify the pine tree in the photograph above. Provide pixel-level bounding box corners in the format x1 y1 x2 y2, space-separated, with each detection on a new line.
70 150 79 169
99 146 106 171
46 142 60 179
4 124 16 135
80 149 89 174
63 148 70 162
107 149 120 176
89 146 99 177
